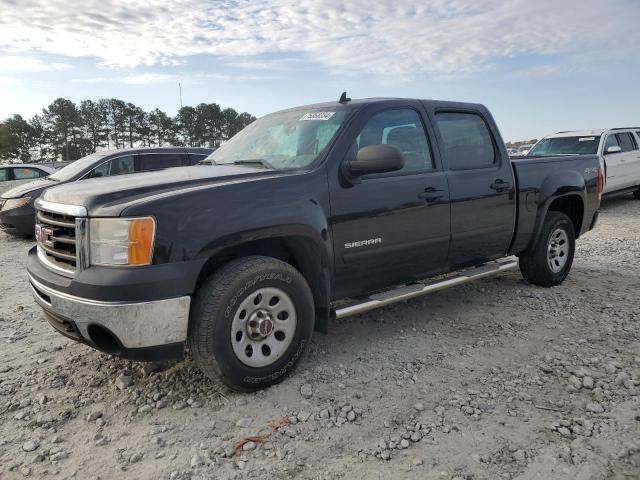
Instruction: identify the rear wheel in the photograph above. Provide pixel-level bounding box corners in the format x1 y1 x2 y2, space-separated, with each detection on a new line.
189 256 314 391
518 211 575 287
633 188 640 200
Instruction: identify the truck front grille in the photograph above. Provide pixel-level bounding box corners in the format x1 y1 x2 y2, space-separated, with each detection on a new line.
36 209 78 275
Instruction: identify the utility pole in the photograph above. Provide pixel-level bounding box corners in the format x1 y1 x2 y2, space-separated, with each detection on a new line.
179 83 183 109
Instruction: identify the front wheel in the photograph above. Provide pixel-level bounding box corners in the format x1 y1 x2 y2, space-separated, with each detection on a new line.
189 256 314 391
518 211 576 287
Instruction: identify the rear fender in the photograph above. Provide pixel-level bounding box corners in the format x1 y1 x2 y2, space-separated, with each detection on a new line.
528 171 586 250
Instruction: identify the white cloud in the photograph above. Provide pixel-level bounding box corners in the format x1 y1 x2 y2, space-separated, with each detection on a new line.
0 0 638 76
120 73 177 85
0 55 71 73
73 72 265 85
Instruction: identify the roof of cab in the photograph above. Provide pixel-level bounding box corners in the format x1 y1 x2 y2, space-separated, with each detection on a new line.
96 146 214 157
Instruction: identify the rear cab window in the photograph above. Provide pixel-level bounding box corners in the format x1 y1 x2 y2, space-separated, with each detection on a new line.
137 153 181 172
0 168 8 181
435 112 496 170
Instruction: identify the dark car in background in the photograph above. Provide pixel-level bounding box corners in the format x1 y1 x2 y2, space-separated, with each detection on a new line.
0 147 213 236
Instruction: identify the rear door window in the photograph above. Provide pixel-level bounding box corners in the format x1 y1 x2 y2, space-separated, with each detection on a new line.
12 167 43 180
0 168 8 181
435 112 496 170
616 133 635 152
108 156 135 176
137 153 181 172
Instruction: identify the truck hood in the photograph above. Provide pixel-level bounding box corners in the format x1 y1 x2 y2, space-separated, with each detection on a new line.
1 179 55 199
40 165 282 215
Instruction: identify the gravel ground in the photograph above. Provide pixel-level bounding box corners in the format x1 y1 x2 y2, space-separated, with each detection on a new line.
1 194 639 480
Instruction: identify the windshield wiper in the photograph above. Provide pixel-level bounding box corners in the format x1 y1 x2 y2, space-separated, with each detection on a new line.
232 158 275 170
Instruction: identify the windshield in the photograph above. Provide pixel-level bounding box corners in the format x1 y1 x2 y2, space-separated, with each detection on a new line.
204 108 350 169
528 136 601 156
48 152 109 182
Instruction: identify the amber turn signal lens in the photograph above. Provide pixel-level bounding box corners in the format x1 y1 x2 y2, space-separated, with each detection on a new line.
127 218 155 265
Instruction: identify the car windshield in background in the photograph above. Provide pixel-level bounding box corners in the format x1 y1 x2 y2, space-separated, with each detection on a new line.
48 152 109 182
528 136 601 157
204 108 350 170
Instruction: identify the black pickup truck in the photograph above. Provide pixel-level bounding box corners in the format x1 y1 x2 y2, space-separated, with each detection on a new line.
26 97 602 391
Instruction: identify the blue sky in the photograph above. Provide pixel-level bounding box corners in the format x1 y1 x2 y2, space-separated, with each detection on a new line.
1 0 639 142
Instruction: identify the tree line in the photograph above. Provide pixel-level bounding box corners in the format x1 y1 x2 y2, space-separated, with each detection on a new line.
0 98 256 163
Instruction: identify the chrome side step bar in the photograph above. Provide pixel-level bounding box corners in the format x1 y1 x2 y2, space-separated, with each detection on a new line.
333 257 519 319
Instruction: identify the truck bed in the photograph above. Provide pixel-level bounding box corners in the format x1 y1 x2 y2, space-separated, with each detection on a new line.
510 154 600 254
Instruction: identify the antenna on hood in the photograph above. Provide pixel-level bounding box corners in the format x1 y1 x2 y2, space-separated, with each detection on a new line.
339 92 351 104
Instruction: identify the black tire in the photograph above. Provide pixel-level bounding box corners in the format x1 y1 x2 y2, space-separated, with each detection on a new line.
633 188 640 200
518 211 575 287
189 256 314 392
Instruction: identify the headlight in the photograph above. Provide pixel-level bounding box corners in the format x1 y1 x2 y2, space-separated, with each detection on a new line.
1 197 31 211
89 217 156 266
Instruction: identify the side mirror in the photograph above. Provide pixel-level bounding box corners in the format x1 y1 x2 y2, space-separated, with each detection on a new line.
605 146 622 155
348 145 404 176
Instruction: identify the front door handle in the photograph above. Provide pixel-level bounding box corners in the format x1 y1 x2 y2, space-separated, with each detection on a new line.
490 179 510 192
419 187 444 203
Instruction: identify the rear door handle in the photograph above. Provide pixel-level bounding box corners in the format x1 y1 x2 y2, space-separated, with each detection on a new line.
419 187 444 203
490 179 510 192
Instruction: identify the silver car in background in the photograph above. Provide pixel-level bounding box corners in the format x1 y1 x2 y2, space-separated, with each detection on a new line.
0 164 57 195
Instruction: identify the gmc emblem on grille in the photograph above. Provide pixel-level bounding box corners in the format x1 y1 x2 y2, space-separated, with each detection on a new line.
35 225 54 247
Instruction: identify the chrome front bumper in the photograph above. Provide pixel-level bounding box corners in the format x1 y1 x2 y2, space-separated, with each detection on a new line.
28 274 190 349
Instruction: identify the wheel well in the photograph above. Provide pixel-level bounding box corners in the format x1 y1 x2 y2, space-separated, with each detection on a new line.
548 195 584 237
195 237 329 311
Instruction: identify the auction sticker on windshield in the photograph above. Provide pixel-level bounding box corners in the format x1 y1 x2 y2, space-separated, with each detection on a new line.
579 137 596 141
300 112 336 121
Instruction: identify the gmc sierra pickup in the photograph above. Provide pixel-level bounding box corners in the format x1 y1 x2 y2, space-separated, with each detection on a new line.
26 97 602 391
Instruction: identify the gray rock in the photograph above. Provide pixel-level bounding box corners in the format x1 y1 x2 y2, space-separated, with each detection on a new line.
129 452 144 463
586 402 605 414
190 454 205 468
539 363 553 373
298 410 312 422
242 441 257 451
615 372 630 386
236 417 253 428
513 450 526 462
22 440 39 452
413 402 425 412
300 383 313 399
87 411 103 422
50 451 69 461
582 376 594 389
36 412 53 425
115 375 133 390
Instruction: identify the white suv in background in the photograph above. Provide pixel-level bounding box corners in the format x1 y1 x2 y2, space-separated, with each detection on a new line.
527 128 640 198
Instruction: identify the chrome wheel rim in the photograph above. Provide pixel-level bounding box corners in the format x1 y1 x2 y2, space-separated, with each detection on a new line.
547 227 569 273
230 287 297 368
